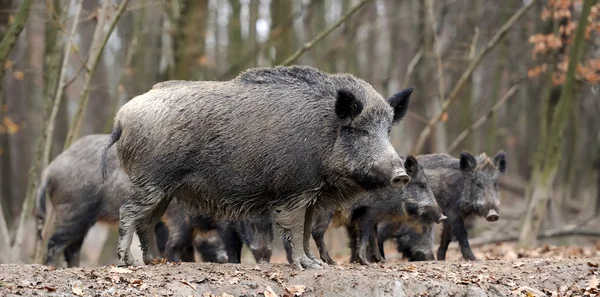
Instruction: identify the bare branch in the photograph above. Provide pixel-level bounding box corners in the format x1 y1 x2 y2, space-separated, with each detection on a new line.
279 0 372 66
402 48 423 88
446 85 519 153
64 0 131 148
426 0 445 103
411 0 537 154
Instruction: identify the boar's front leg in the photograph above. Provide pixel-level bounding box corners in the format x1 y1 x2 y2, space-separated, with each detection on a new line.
436 221 453 261
453 218 476 261
274 204 322 269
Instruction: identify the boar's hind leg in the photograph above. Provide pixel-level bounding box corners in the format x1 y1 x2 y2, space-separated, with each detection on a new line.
118 187 169 266
312 228 336 265
369 225 385 263
303 206 327 267
274 206 322 269
356 218 376 265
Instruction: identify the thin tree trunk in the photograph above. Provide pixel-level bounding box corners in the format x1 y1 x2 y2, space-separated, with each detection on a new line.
228 0 243 68
518 0 593 248
31 0 70 265
63 0 130 148
248 0 259 67
271 0 295 65
0 200 10 263
173 0 209 80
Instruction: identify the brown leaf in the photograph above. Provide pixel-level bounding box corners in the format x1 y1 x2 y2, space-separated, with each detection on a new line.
44 286 56 292
440 112 448 122
8 14 14 24
588 262 599 268
130 279 143 286
2 117 19 134
197 55 208 66
12 70 24 80
286 285 306 296
4 60 13 70
72 285 84 296
180 279 196 291
264 285 279 297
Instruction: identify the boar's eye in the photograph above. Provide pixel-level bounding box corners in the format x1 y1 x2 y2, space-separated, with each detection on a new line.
341 126 369 136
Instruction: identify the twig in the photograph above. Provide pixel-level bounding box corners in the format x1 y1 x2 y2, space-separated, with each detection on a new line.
402 48 423 88
64 0 130 148
408 111 429 125
411 0 537 154
446 85 519 153
279 0 372 66
426 0 445 103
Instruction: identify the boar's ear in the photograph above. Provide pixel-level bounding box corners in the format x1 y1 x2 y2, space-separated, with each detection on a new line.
404 155 419 178
335 89 363 120
459 152 477 172
494 151 507 173
388 87 413 124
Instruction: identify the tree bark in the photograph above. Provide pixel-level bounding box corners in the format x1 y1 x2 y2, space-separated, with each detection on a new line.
518 0 594 248
173 0 209 80
270 0 295 65
0 199 10 263
228 0 243 69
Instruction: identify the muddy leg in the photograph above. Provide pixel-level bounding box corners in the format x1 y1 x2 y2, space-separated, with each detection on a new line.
436 221 453 261
64 237 85 268
274 206 322 270
370 225 385 263
137 197 171 265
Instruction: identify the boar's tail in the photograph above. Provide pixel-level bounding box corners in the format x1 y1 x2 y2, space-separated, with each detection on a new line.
35 173 50 242
100 123 122 183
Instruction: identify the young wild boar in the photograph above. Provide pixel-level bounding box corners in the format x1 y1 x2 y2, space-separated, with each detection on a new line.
36 134 224 267
100 65 413 269
292 156 445 265
221 217 274 263
377 221 436 261
344 156 444 265
417 151 506 261
161 201 228 263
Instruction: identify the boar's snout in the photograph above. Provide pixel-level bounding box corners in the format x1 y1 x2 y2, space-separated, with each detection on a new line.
437 214 447 224
485 209 499 222
390 171 410 189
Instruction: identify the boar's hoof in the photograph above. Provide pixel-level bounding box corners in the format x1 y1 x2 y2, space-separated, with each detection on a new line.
293 255 324 270
118 250 138 266
321 256 337 265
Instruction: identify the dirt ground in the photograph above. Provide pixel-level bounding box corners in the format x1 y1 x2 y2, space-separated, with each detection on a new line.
2 243 600 297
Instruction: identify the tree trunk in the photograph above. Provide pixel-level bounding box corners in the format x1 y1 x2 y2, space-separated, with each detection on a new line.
270 0 295 65
228 0 243 69
173 0 209 80
518 0 593 248
0 199 10 263
248 0 259 67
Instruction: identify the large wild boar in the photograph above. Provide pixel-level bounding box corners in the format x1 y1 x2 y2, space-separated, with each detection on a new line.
417 151 506 261
100 65 413 269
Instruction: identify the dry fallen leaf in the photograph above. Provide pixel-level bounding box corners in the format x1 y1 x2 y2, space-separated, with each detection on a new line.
44 286 56 292
588 262 599 268
109 267 133 274
264 285 279 297
286 285 306 296
221 294 234 297
72 285 84 296
587 276 599 290
130 279 143 286
180 279 197 291
12 70 24 80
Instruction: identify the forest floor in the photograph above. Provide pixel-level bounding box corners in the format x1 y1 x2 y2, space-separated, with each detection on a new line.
1 242 600 297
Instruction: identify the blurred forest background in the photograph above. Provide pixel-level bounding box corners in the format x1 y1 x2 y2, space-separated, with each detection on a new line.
0 0 599 266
